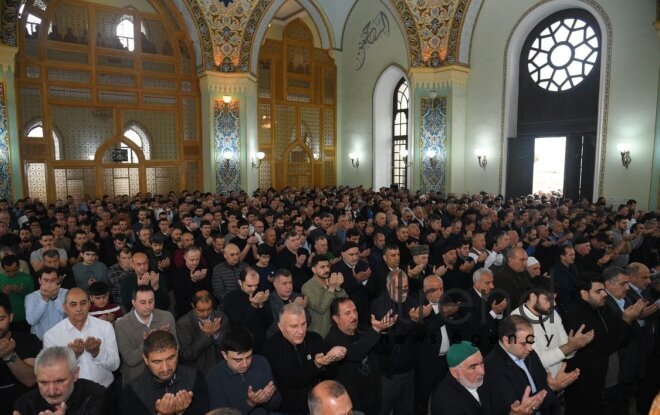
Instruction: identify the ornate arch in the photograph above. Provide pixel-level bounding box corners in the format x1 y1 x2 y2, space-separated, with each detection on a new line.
245 0 333 75
499 0 612 197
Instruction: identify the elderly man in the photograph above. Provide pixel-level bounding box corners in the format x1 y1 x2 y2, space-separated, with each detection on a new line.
206 327 281 414
114 285 177 383
494 248 532 307
122 330 209 414
308 380 358 415
13 347 106 415
264 303 346 415
120 252 169 311
483 315 579 415
511 279 594 376
267 269 309 337
456 268 508 354
211 243 249 311
43 288 120 389
431 341 547 415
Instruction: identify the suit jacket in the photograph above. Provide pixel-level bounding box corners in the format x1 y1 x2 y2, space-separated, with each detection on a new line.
483 344 559 415
456 288 500 355
331 259 378 325
604 294 641 383
564 298 632 414
431 373 486 415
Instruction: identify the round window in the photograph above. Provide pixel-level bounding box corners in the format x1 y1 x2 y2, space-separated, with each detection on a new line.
527 18 599 91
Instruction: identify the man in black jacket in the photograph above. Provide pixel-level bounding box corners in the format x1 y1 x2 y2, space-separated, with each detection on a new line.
224 266 273 354
564 273 642 415
371 269 430 415
326 297 395 414
122 331 208 415
264 303 346 415
330 241 377 325
431 341 487 415
14 346 106 415
483 315 579 415
494 248 532 307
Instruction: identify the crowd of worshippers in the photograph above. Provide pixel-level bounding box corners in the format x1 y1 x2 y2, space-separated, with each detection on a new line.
0 188 658 415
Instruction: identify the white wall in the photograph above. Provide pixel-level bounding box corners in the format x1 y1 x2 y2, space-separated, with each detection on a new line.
336 0 408 187
464 0 659 207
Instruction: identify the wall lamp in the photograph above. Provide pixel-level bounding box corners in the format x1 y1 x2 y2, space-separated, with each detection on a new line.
222 150 233 168
426 149 437 167
252 151 265 169
222 95 232 104
348 152 359 168
475 149 487 169
400 148 413 167
617 143 631 168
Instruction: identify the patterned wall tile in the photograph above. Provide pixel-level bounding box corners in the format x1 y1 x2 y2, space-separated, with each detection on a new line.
214 100 240 193
0 83 13 200
420 96 447 192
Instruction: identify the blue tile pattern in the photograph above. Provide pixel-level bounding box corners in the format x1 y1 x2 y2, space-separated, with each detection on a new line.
420 96 447 193
0 83 13 200
214 100 240 194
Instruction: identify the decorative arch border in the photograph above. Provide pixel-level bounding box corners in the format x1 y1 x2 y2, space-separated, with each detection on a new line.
178 0 214 69
389 0 423 67
455 0 484 65
245 0 333 75
499 0 612 198
122 121 152 160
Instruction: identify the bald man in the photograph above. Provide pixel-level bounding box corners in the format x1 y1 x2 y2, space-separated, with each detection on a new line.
308 380 363 415
43 288 120 388
211 243 249 311
120 252 169 311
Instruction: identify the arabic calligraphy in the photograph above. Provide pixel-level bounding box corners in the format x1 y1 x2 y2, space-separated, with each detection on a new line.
356 11 390 70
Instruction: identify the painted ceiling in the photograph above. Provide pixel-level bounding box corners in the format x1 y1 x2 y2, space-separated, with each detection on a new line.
1 0 481 72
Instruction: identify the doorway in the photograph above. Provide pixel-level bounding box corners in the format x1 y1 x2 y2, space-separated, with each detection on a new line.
506 134 595 201
532 136 566 194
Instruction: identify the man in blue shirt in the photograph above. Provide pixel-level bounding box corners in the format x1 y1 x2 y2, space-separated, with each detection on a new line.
207 327 281 414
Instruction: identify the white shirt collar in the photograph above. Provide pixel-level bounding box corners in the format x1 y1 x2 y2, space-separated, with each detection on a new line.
134 310 154 327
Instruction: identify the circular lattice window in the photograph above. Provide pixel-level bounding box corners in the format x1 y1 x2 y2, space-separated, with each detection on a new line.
527 18 599 92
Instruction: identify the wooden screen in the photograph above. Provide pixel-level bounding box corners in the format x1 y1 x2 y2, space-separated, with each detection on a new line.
15 0 201 202
257 19 336 190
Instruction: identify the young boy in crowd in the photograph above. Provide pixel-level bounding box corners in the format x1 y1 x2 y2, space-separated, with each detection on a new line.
254 244 276 291
88 281 124 323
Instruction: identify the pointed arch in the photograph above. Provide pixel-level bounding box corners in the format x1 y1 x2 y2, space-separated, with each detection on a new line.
246 0 334 75
94 137 146 164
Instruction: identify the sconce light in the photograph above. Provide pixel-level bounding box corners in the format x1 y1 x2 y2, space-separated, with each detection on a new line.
426 149 437 167
617 143 631 168
252 151 265 169
400 148 412 167
222 150 233 168
475 149 487 169
348 152 359 168
222 95 232 104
